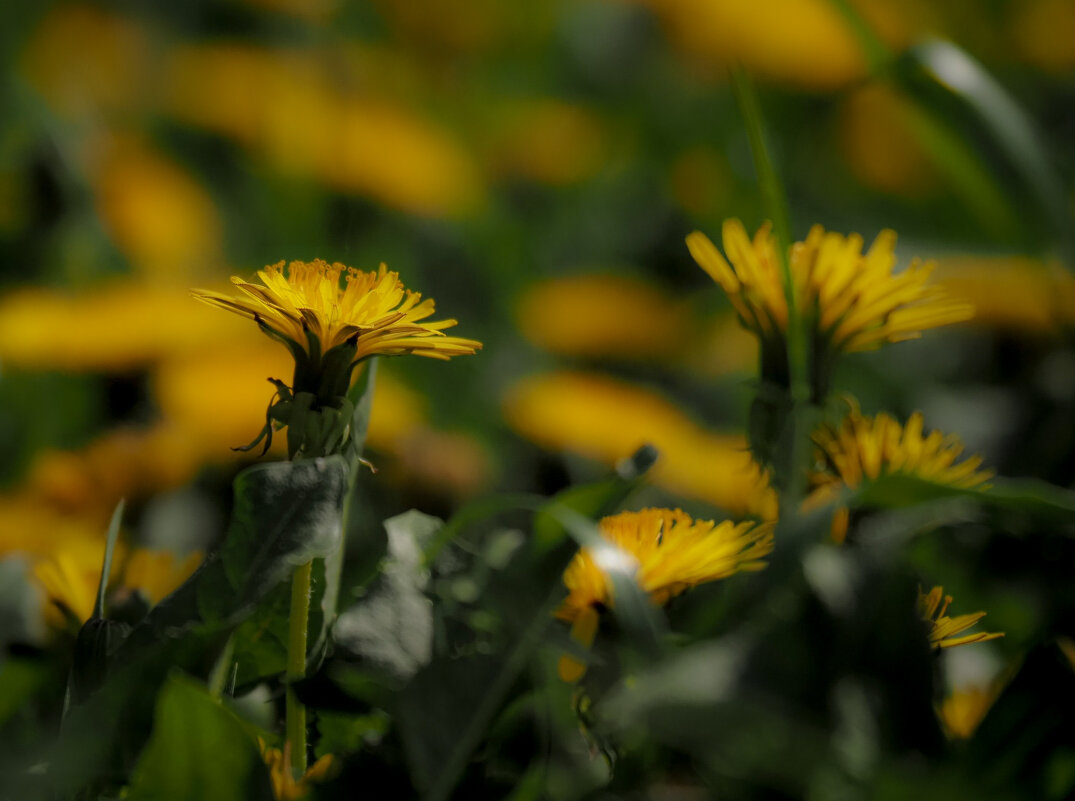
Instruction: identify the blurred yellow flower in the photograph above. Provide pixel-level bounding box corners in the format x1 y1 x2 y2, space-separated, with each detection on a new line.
626 0 922 90
260 740 336 800
92 136 223 279
29 537 200 629
668 146 733 217
0 282 248 371
503 371 777 520
556 507 773 681
0 499 104 559
1011 0 1075 72
163 44 483 217
516 274 692 361
31 538 112 627
490 101 606 186
933 255 1075 336
21 4 147 120
838 84 939 197
938 684 1000 740
805 408 991 542
25 425 205 518
117 549 203 606
918 586 1003 650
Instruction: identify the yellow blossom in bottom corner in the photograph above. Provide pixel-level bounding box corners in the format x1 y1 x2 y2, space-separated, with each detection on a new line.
555 508 774 681
918 586 1004 650
938 684 1000 740
260 740 336 801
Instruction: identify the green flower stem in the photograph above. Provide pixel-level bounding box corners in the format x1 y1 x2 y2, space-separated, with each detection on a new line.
729 64 810 499
286 559 313 777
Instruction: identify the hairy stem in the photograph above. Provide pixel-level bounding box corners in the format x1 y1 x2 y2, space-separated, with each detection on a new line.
286 560 313 777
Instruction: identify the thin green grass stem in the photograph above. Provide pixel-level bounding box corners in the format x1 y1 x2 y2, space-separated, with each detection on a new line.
286 559 313 777
729 65 809 499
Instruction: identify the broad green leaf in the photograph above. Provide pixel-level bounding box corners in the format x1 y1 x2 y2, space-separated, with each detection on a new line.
332 510 439 683
396 453 658 801
127 674 271 801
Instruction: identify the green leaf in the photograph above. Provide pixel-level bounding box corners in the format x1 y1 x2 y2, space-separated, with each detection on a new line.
127 674 272 801
855 474 1075 523
395 452 659 801
332 510 439 683
115 457 347 681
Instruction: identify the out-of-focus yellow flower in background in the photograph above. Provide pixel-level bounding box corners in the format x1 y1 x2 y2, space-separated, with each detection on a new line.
503 370 777 520
933 256 1075 336
0 282 249 372
0 499 104 559
28 537 200 629
1010 0 1075 72
488 101 607 186
516 274 692 361
24 425 205 519
838 84 939 198
20 4 149 121
918 586 1004 650
556 507 774 681
623 0 927 89
162 43 484 217
667 146 734 218
938 683 1001 740
91 136 223 280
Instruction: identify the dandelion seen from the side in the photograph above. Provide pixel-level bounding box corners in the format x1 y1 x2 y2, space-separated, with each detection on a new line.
193 260 481 458
687 220 973 400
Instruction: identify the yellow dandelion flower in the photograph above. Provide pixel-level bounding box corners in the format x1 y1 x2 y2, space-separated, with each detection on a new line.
260 740 336 800
687 220 973 398
556 508 773 681
804 408 991 542
938 684 1000 740
192 260 480 457
918 585 1004 650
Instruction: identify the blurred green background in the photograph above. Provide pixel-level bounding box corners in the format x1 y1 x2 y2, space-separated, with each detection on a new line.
1 0 1075 797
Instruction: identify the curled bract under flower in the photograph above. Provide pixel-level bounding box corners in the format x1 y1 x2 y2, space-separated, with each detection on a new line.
192 260 480 457
687 220 972 398
260 739 336 801
804 408 992 542
556 508 774 681
918 585 1004 650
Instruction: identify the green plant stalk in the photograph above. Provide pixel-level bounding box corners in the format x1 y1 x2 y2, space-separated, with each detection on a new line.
729 65 809 498
286 559 313 777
